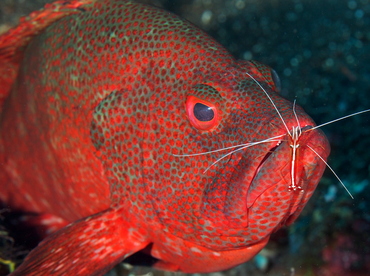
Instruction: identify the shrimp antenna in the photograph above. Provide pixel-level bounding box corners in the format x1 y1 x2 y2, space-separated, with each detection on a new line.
307 109 370 132
307 145 354 199
245 72 290 134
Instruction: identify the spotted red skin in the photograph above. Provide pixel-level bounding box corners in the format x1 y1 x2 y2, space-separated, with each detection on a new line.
0 0 330 275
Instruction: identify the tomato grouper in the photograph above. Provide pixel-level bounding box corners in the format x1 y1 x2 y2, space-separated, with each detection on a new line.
0 0 330 275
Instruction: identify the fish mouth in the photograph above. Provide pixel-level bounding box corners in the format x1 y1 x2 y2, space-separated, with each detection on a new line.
190 126 329 251
245 125 316 209
242 126 330 222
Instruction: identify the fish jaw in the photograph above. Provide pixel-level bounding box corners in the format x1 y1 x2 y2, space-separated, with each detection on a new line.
224 110 330 237
146 125 329 272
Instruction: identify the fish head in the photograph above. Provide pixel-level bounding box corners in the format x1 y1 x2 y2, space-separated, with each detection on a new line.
86 3 329 252
147 59 330 250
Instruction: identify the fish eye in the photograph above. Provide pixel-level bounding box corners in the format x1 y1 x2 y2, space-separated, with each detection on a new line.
186 95 219 131
193 103 215 121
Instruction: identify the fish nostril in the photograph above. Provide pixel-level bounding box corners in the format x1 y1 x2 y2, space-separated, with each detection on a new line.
300 125 313 132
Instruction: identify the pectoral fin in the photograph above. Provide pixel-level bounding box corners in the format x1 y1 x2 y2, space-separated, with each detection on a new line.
11 208 149 276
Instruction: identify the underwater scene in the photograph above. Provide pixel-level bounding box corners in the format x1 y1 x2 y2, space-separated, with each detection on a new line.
0 0 369 275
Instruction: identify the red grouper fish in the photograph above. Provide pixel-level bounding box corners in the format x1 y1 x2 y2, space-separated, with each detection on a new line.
0 0 330 275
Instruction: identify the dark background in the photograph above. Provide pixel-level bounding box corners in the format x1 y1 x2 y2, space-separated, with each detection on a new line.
1 0 370 275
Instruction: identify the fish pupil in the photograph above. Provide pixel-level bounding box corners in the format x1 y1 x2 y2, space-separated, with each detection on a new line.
193 103 214 121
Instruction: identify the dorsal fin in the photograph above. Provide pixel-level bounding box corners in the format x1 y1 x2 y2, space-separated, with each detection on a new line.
0 0 96 113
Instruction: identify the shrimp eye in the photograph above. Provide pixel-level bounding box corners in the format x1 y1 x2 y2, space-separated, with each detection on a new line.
186 95 219 131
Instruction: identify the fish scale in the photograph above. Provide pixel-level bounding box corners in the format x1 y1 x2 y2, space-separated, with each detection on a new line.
0 0 330 275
